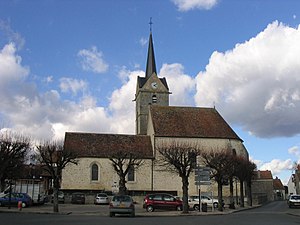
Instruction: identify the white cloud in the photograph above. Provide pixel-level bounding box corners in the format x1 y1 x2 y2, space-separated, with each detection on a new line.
159 63 195 106
0 43 29 85
108 68 140 134
78 46 109 74
288 145 299 155
45 76 53 83
0 42 137 140
0 20 25 50
259 159 294 177
288 145 300 164
195 21 300 138
59 77 87 95
171 0 218 11
139 37 148 46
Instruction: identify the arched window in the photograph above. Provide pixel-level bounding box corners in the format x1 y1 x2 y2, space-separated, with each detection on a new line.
152 95 157 104
232 149 237 156
91 163 99 181
127 165 135 182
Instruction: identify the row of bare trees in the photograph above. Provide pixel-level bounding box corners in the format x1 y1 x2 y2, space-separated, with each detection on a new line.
0 131 143 213
157 142 257 213
1 131 256 214
0 131 78 213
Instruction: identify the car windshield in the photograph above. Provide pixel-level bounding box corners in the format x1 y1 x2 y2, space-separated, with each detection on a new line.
291 195 300 200
98 193 107 197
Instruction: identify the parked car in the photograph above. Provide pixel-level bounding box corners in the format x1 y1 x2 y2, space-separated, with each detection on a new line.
143 193 183 212
51 191 65 203
188 195 219 210
288 194 300 208
109 195 135 217
0 193 33 208
71 192 85 204
94 193 110 205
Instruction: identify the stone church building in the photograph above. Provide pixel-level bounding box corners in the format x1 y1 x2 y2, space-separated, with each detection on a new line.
61 31 249 196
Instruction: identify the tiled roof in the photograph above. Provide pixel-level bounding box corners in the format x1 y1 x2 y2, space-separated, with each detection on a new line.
253 170 273 180
149 106 242 140
273 177 284 190
64 132 153 159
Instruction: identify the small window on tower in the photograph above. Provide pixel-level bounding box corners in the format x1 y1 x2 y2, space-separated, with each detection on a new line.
152 95 157 103
232 149 236 156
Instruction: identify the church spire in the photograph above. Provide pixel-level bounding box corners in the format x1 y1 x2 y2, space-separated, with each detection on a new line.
145 18 157 79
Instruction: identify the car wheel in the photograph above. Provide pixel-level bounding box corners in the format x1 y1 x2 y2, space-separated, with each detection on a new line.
22 202 27 208
109 212 115 217
130 212 135 217
176 205 182 211
213 202 218 208
146 205 154 212
193 204 200 211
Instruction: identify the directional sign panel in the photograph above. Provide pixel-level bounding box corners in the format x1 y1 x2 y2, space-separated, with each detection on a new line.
194 167 211 185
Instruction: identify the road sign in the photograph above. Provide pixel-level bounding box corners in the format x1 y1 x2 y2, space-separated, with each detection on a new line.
195 181 211 185
195 167 211 185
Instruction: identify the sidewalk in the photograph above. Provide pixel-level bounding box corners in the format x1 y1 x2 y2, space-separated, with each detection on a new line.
0 203 260 216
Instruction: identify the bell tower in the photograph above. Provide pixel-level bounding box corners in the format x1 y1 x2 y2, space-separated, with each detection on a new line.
134 27 170 135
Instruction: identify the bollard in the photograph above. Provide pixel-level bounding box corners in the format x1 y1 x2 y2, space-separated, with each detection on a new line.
18 201 22 211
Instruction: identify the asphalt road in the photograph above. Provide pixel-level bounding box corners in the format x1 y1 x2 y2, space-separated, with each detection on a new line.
0 201 299 225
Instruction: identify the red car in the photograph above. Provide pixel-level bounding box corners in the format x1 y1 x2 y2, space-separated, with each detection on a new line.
143 193 183 212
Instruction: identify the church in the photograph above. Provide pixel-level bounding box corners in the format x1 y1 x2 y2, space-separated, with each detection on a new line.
61 31 249 197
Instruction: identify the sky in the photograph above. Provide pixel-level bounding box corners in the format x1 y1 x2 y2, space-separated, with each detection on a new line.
0 0 300 185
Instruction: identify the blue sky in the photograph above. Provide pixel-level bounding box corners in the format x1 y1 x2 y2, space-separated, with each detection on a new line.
1 0 300 184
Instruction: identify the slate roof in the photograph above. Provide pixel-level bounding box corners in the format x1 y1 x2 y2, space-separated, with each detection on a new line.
137 76 169 90
149 105 242 140
145 32 157 79
64 132 153 159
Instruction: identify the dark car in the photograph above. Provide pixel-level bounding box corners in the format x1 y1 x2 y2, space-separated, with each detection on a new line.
109 195 135 217
0 193 32 208
143 193 183 212
288 194 300 208
71 192 85 204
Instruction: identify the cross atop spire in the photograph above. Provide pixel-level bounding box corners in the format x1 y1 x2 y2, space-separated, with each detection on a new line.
149 17 153 33
145 18 157 79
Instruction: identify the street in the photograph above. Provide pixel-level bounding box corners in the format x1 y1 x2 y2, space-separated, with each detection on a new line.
0 201 299 225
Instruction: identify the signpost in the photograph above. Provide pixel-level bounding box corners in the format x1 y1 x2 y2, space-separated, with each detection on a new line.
195 167 211 212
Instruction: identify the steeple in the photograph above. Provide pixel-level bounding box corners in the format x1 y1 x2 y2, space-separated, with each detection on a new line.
135 19 170 135
145 29 157 79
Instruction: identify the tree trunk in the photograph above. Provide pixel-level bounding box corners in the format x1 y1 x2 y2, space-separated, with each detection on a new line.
229 178 235 209
53 176 59 213
217 180 223 211
247 181 253 206
181 176 189 213
0 177 5 192
118 175 127 195
240 180 245 207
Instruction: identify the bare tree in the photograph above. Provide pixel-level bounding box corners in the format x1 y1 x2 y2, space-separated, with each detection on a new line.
234 156 256 207
36 140 78 213
0 131 31 192
201 149 235 211
156 142 202 213
109 150 144 195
